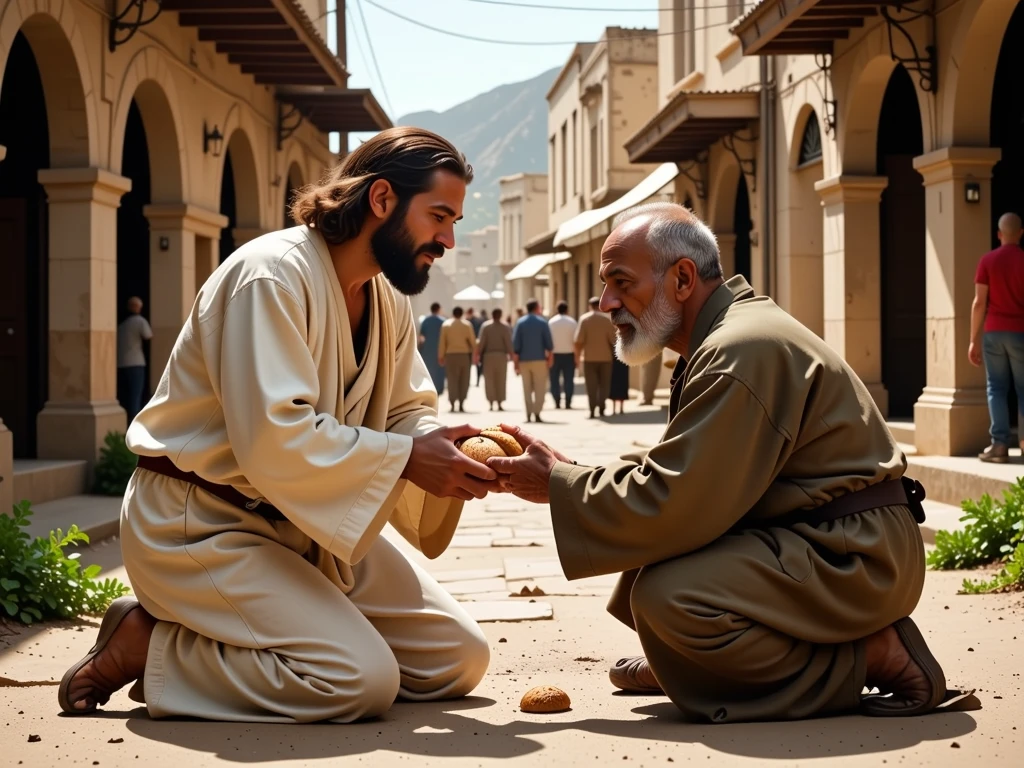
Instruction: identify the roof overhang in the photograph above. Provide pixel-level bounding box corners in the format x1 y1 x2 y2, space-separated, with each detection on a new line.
625 91 760 165
553 163 679 249
276 87 392 133
524 229 557 256
163 0 346 86
731 0 886 57
505 252 571 282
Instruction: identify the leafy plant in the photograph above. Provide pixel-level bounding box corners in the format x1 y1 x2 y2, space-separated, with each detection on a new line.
926 478 1024 570
0 500 130 625
92 430 138 496
960 541 1024 594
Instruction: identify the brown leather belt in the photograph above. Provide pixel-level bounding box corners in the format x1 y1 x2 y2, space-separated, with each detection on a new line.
136 455 286 521
748 476 927 530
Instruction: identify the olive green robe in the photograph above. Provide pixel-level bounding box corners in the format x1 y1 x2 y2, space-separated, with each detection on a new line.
548 276 925 723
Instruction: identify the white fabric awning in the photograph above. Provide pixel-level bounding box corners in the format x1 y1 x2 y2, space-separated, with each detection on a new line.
504 252 570 281
553 162 680 249
452 285 492 301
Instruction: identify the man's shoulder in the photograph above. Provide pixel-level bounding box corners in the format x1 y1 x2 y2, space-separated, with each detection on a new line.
211 227 321 302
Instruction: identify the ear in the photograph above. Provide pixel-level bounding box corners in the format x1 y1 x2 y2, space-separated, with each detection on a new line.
669 259 698 303
367 178 397 220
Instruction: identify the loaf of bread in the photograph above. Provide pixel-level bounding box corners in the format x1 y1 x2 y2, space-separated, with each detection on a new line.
520 685 571 713
457 427 524 462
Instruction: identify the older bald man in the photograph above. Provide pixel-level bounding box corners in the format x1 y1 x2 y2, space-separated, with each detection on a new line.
487 202 970 723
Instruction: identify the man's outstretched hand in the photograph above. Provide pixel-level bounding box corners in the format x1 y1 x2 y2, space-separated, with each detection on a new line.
484 424 575 505
402 425 500 501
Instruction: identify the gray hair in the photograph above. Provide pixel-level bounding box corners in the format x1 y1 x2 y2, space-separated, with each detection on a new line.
611 201 723 281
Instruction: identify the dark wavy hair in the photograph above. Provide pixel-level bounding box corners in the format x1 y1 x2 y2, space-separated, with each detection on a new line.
290 126 474 244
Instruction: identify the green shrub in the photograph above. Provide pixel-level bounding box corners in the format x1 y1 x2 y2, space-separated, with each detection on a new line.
927 477 1024 594
92 431 138 496
0 500 130 625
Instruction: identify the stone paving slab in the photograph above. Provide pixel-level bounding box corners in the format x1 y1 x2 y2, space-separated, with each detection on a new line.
433 568 506 583
503 558 566 582
461 600 554 623
440 577 509 596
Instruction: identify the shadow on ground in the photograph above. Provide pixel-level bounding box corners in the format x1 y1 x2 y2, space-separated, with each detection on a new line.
598 407 669 426
98 696 977 763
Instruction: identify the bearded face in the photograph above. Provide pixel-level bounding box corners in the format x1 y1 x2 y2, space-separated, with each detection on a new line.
370 202 444 296
610 282 680 366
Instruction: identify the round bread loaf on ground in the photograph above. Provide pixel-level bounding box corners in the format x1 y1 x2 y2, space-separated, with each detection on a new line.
520 685 571 713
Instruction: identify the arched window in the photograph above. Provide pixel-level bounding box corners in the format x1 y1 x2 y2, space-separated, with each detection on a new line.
798 112 822 165
683 195 694 211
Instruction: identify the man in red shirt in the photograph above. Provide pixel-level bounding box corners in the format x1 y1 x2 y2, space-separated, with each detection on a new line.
970 212 1024 462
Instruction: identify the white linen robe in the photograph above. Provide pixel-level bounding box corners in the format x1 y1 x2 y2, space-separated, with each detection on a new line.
120 226 489 723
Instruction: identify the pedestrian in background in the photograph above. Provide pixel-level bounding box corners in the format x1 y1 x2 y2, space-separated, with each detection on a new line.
548 300 578 409
418 302 446 396
466 307 485 387
512 298 553 423
439 306 476 413
970 212 1024 463
117 295 153 423
574 296 616 418
476 308 514 411
610 355 630 415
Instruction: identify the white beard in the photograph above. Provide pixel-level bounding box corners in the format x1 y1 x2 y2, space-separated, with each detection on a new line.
611 287 679 366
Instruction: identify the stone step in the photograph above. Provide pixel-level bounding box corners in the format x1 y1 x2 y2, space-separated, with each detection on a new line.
23 494 121 544
919 499 969 545
12 459 88 506
886 419 915 447
907 453 1021 507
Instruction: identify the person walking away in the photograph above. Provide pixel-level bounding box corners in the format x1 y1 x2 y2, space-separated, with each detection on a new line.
970 212 1024 462
638 354 662 405
610 355 630 415
439 306 476 413
117 296 153 424
475 308 513 411
512 299 553 423
418 303 446 396
574 296 616 418
548 301 578 409
465 308 485 386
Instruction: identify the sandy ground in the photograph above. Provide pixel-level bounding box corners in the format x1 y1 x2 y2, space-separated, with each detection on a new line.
3 369 1022 767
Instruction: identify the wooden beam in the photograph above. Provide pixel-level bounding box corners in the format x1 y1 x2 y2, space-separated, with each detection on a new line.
228 52 313 64
178 12 286 27
804 6 878 16
241 63 325 74
198 28 299 42
789 17 866 29
775 29 851 40
163 0 275 9
216 41 308 54
253 74 334 85
763 42 834 54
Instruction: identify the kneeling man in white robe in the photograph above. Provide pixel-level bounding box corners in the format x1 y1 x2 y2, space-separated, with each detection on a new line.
58 127 499 723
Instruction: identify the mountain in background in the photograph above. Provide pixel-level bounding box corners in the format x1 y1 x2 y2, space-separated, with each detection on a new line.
396 66 559 231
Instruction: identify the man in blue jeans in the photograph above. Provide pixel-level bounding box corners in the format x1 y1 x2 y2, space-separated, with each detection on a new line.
547 301 578 409
512 299 553 422
970 212 1024 463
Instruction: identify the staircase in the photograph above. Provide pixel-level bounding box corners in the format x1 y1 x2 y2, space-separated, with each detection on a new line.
12 459 122 543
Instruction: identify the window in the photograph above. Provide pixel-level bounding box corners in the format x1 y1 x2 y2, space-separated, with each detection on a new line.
798 112 822 165
549 136 556 211
598 119 604 182
572 110 578 197
560 121 568 206
589 123 599 193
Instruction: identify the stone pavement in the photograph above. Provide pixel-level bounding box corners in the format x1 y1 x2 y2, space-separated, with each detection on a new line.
2 370 1022 767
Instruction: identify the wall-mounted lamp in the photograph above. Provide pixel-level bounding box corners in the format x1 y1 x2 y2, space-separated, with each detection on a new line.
203 122 224 158
270 174 282 188
965 180 981 204
159 236 170 251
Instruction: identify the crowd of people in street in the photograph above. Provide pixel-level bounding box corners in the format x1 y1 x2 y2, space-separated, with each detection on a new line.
417 298 664 420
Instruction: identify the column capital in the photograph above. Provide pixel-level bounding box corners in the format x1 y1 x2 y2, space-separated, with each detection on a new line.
143 203 229 239
37 167 132 207
814 175 888 205
913 146 1002 185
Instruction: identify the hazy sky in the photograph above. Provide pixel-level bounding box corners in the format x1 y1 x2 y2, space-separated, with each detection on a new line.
325 0 659 150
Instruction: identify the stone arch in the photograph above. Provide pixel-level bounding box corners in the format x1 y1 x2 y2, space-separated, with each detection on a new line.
944 0 1019 146
707 155 742 234
0 1 98 166
282 145 306 227
839 53 899 174
220 126 262 230
109 47 187 203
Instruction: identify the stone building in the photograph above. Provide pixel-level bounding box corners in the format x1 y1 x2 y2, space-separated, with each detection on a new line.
0 0 389 511
497 172 559 317
610 0 1024 458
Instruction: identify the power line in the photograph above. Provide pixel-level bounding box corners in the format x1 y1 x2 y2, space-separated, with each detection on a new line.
344 3 378 96
363 0 736 45
353 0 395 117
464 0 737 10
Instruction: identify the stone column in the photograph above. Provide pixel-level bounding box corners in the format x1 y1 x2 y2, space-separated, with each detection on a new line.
232 228 270 248
144 204 229 390
814 175 889 415
36 168 131 466
912 147 1000 456
0 418 12 514
717 233 737 280
194 236 218 294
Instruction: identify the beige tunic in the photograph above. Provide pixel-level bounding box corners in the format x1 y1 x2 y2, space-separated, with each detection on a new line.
477 319 513 403
574 311 616 362
121 226 488 722
548 276 923 723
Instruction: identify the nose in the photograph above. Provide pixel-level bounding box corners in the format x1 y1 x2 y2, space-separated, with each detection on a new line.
435 225 455 251
599 287 619 314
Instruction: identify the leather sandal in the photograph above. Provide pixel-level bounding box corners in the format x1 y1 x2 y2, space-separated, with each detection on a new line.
861 617 947 717
57 596 141 714
609 656 663 694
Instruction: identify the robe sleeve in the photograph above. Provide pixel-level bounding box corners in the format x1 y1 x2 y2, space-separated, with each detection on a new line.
218 277 413 565
383 296 466 558
548 372 791 579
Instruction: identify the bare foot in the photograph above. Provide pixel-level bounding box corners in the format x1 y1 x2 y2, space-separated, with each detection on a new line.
65 606 157 711
863 625 932 702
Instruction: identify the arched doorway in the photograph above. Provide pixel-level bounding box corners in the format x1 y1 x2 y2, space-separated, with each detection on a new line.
219 150 237 264
733 175 752 284
783 109 825 336
0 31 49 457
219 129 260 263
284 162 304 227
877 65 925 418
991 2 1024 241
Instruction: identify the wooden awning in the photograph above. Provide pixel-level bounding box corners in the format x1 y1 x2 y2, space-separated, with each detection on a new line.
731 0 890 56
276 87 392 133
163 0 346 86
625 91 759 164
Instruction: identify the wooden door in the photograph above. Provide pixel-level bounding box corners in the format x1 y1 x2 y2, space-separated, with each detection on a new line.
0 198 29 455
